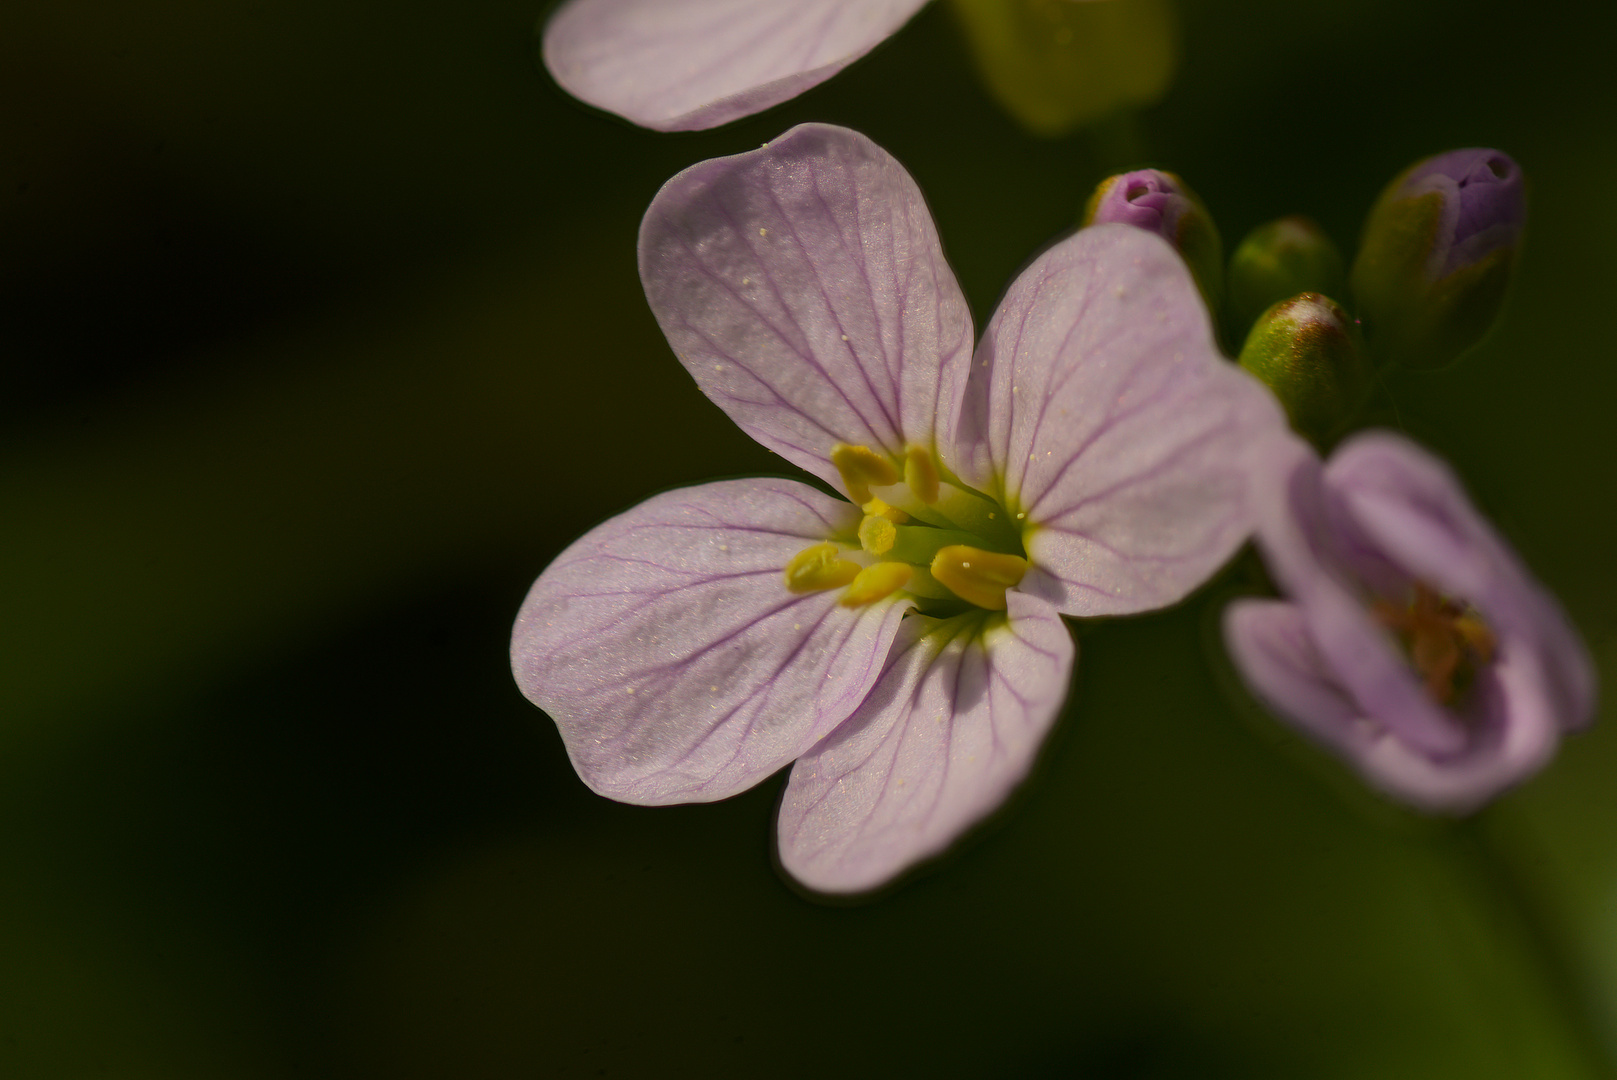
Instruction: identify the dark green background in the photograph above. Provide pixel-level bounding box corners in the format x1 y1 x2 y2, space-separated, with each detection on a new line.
3 1 1615 1075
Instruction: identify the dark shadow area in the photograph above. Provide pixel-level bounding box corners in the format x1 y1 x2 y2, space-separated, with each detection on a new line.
0 567 578 1072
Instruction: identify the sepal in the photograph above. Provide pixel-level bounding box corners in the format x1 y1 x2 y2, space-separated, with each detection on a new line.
1350 149 1525 369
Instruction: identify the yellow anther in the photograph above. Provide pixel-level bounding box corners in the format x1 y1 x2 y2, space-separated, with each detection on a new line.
1453 614 1496 664
1372 583 1497 705
841 562 913 607
858 514 897 555
860 496 909 524
783 543 861 594
831 443 899 504
904 446 940 505
930 545 1028 611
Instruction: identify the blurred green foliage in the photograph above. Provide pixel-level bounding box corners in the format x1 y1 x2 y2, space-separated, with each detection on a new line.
1 0 1615 1076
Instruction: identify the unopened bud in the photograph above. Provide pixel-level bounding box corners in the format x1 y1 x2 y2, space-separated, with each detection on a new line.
1238 294 1371 447
1227 216 1345 340
1084 169 1222 312
1350 149 1526 369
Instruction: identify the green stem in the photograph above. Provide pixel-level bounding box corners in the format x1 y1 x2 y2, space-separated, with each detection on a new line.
1452 810 1617 1079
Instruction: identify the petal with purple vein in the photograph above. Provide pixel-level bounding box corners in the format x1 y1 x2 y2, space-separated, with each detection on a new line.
778 590 1072 893
511 478 910 805
952 224 1284 617
640 124 974 491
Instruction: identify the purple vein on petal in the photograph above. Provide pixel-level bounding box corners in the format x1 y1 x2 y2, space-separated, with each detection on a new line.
777 591 1073 893
641 125 972 486
513 477 910 805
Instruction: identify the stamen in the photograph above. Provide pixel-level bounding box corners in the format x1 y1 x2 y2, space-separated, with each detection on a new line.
858 514 897 555
1453 614 1496 663
783 543 861 594
868 475 1019 548
841 562 913 607
1410 628 1462 703
904 447 940 505
831 443 899 504
930 545 1028 611
860 496 909 524
1373 584 1496 705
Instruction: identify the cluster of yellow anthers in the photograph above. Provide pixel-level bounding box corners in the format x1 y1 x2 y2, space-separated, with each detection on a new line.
1371 583 1496 705
783 443 1031 612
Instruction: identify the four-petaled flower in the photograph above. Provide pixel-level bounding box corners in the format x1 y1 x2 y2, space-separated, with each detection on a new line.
511 123 1283 892
1224 432 1596 813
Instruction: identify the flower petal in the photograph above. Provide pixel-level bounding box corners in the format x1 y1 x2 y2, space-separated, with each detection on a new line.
639 123 974 490
1224 597 1565 813
1324 432 1597 731
1357 645 1563 813
1223 598 1365 751
510 478 911 805
951 224 1284 616
1253 439 1466 757
777 590 1072 893
543 0 929 132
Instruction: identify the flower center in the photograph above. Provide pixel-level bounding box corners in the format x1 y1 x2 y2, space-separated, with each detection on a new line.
783 443 1030 611
1371 582 1496 706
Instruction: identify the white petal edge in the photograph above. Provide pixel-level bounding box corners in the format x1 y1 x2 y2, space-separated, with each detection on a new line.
544 0 930 132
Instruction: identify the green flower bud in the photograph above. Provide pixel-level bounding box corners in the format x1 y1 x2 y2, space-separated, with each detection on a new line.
1238 293 1372 447
948 0 1179 138
1227 216 1346 341
1350 149 1526 369
1082 169 1222 315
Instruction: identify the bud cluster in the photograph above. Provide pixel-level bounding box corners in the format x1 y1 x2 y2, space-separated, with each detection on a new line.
1079 148 1526 446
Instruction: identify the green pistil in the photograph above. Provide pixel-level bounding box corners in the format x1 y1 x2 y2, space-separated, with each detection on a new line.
885 525 998 565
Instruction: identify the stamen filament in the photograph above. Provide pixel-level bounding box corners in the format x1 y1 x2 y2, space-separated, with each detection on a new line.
871 478 1023 552
898 565 956 601
886 525 993 566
